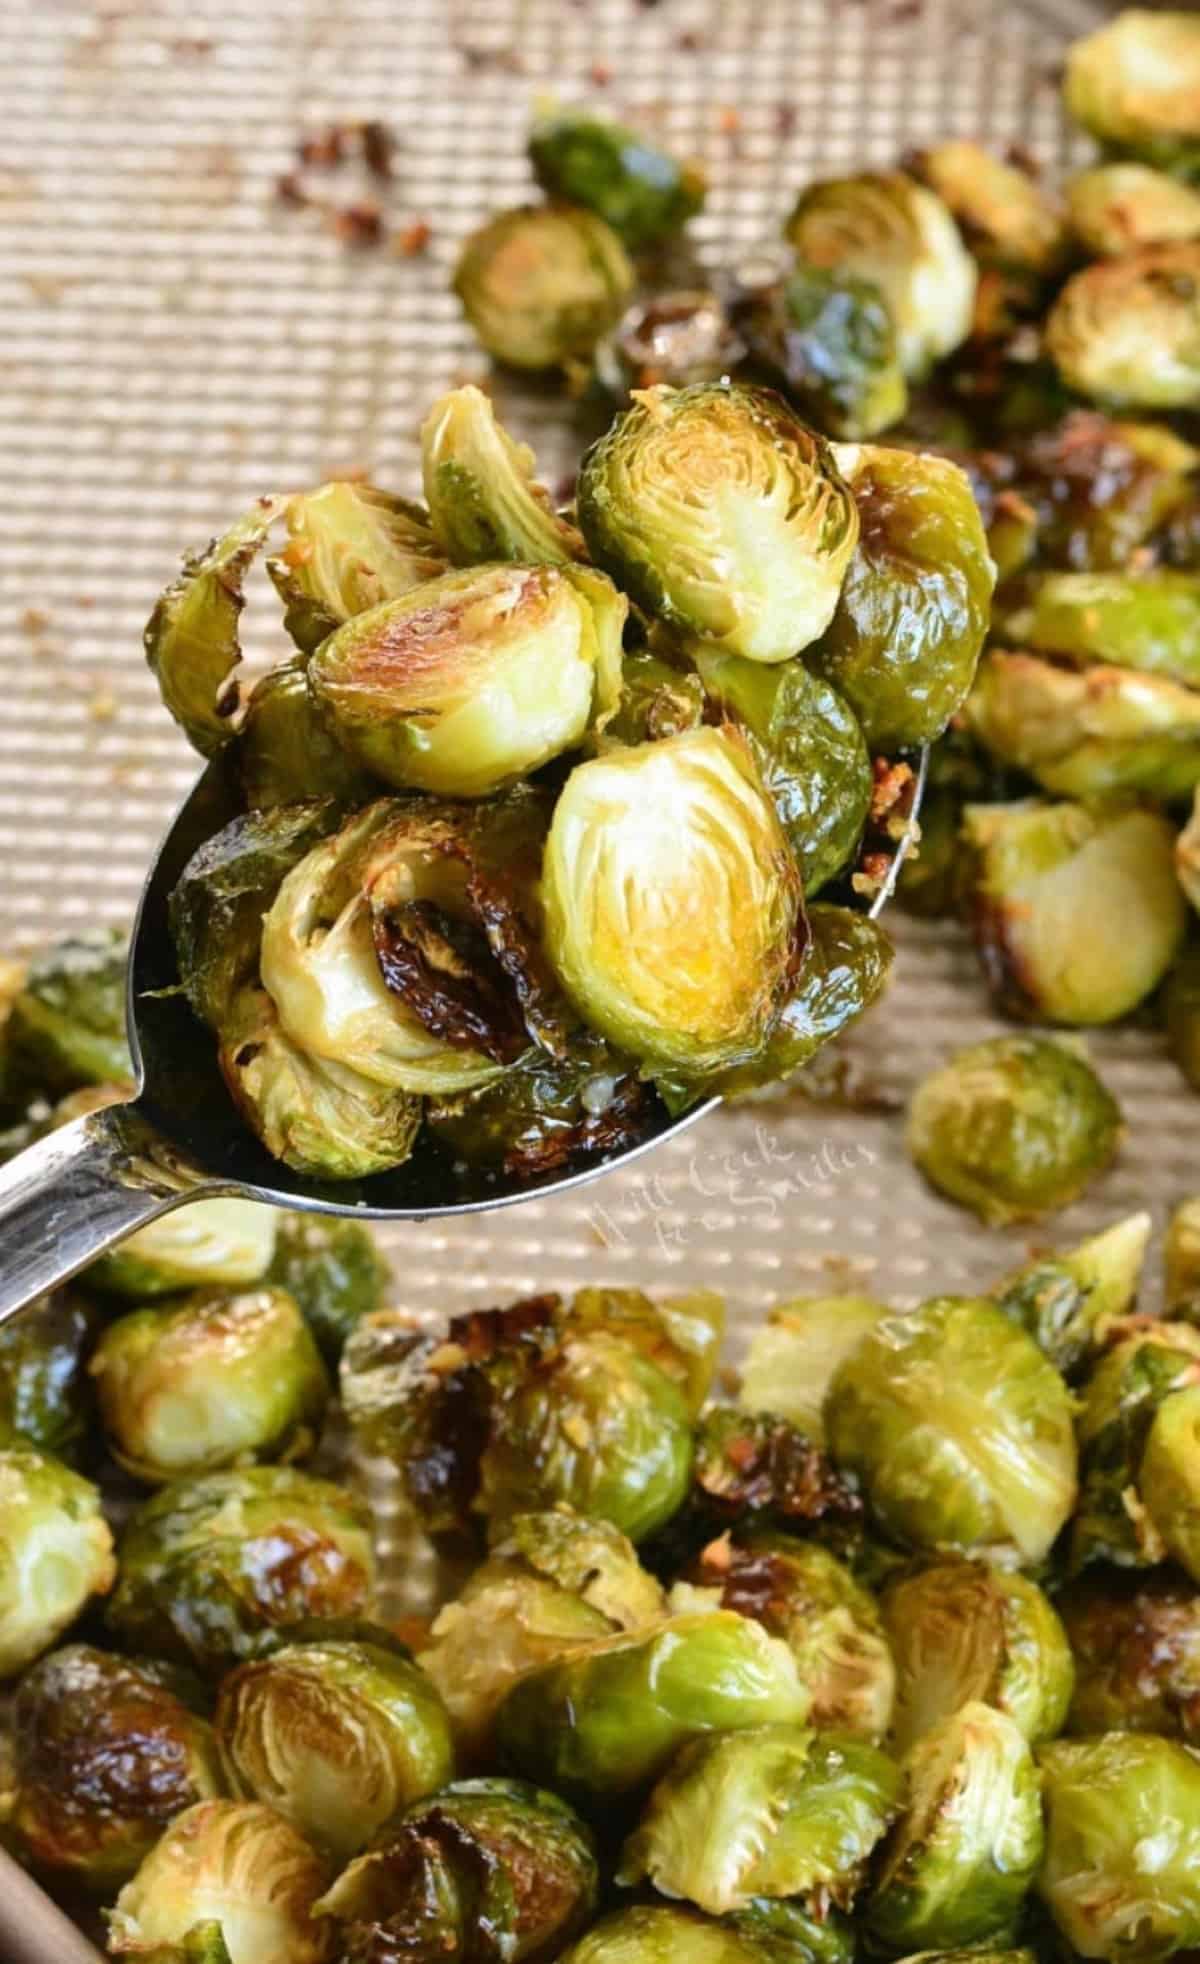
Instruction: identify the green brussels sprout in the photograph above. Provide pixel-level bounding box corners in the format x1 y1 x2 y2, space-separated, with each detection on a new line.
1046 246 1200 410
992 1211 1151 1377
909 142 1067 277
266 480 446 656
1068 163 1200 258
106 1798 329 1964
619 1723 898 1915
309 561 624 797
87 1198 279 1300
867 1704 1043 1951
453 204 634 372
0 1287 96 1461
9 1644 223 1890
881 1559 1074 1756
1061 1572 1200 1741
1037 1732 1200 1959
1166 1194 1200 1311
594 291 746 400
216 1635 452 1859
556 1904 843 1964
785 172 977 380
732 267 908 441
738 1293 886 1444
564 1284 725 1416
4 929 130 1098
237 660 374 811
725 1899 856 1964
963 800 1185 1026
1010 412 1199 575
1070 1322 1200 1572
578 382 860 664
907 1036 1123 1226
826 1296 1078 1564
90 1286 329 1484
1164 946 1200 1093
541 727 804 1088
314 1776 597 1962
528 110 705 251
1140 1382 1200 1582
596 643 709 749
496 1507 666 1625
0 1444 114 1679
807 443 995 752
264 1214 388 1366
692 649 871 895
1064 11 1200 176
996 569 1200 688
420 385 582 569
105 1465 374 1677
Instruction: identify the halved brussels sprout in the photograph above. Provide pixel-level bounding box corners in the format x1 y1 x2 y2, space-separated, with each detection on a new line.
104 1465 374 1677
882 1559 1074 1756
0 1444 114 1678
529 110 705 250
541 727 804 1086
1046 246 1200 409
907 1036 1123 1226
1068 163 1200 258
963 799 1185 1025
909 142 1066 276
87 1199 278 1300
0 1287 96 1462
1070 1322 1200 1573
1037 1733 1200 1958
807 444 995 751
1166 945 1200 1093
4 929 130 1098
556 1904 841 1964
10 1645 223 1890
732 267 907 441
866 1704 1043 1951
1061 1572 1200 1741
1166 1194 1200 1311
107 1799 329 1964
420 385 582 568
784 172 977 379
996 569 1200 687
237 660 374 811
1064 11 1200 175
826 1296 1078 1564
619 1723 898 1915
737 1294 886 1444
265 1214 388 1366
577 382 860 664
594 291 746 400
1011 412 1199 574
266 480 446 656
1140 1383 1200 1582
992 1211 1151 1377
453 204 634 371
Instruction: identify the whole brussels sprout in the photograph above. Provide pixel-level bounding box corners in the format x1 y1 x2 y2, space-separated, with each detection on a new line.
1010 412 1199 575
0 1287 97 1461
619 1723 898 1914
1165 946 1200 1093
906 1036 1122 1226
577 382 860 664
104 1465 374 1677
732 267 908 441
826 1296 1078 1565
594 291 746 401
237 660 374 812
106 1798 329 1964
1046 246 1200 410
866 1704 1043 1951
881 1559 1074 1756
1061 1572 1200 1741
420 385 582 569
737 1293 886 1444
4 929 130 1098
89 1286 329 1484
963 800 1185 1026
1037 1732 1200 1958
996 569 1200 688
264 1214 389 1366
1068 163 1200 259
992 1210 1151 1377
267 479 446 656
556 1904 844 1964
1064 11 1200 176
784 172 977 379
87 1198 279 1300
1070 1322 1200 1572
308 562 624 797
494 1611 811 1797
528 110 705 251
10 1644 223 1890
807 443 995 752
909 142 1066 278
0 1444 114 1678
453 203 634 372
1140 1383 1200 1582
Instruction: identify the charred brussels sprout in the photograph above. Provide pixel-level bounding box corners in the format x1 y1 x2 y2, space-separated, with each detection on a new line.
826 1296 1078 1564
594 291 745 400
1061 1572 1200 1741
732 267 907 441
87 1199 278 1300
1046 246 1200 410
906 1036 1122 1226
529 110 705 251
104 1465 374 1677
265 1214 388 1366
0 1287 96 1461
89 1286 329 1484
453 204 634 372
577 382 860 663
4 929 130 1098
1019 414 1199 574
106 1798 329 1964
1070 1322 1200 1572
1064 11 1200 176
1037 1733 1200 1959
966 651 1200 802
963 800 1185 1026
881 1559 1074 1756
910 142 1066 279
10 1644 223 1889
866 1704 1043 1951
494 1611 811 1797
1140 1383 1200 1582
995 570 1200 688
785 172 976 379
737 1293 886 1443
1068 163 1200 258
420 385 582 568
992 1211 1150 1377
619 1724 898 1914
0 1444 114 1678
267 480 446 656
237 660 373 811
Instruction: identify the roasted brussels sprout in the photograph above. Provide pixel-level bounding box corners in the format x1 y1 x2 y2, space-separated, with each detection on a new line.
89 1286 329 1484
309 561 624 797
807 443 995 751
0 1287 96 1461
10 1645 223 1890
1037 1732 1200 1958
992 1210 1150 1377
577 382 860 663
881 1559 1074 1755
453 204 634 372
529 110 705 251
237 660 373 812
1010 412 1199 575
264 1214 388 1366
785 172 977 379
106 1798 329 1964
1046 246 1200 410
826 1296 1078 1565
1178 786 1200 919
494 1611 810 1797
963 800 1185 1025
1068 163 1200 258
996 569 1200 687
1166 1194 1200 1312
87 1199 278 1300
909 142 1066 278
1139 1383 1200 1582
267 480 446 656
1061 1572 1200 1741
866 1704 1043 1950
1064 11 1200 176
1070 1321 1200 1572
104 1465 374 1676
907 1036 1122 1226
557 1904 846 1964
732 267 908 441
594 291 746 400
0 1444 114 1678
4 929 130 1098
738 1293 886 1443
420 385 582 569
563 1285 724 1416
965 651 1200 801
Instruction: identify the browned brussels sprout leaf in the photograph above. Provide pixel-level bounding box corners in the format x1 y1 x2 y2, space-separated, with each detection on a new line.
427 1029 655 1183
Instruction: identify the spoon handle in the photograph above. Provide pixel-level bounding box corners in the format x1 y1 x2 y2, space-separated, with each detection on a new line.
0 1101 224 1325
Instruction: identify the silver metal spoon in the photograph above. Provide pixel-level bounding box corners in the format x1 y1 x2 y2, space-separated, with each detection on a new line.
0 746 924 1324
